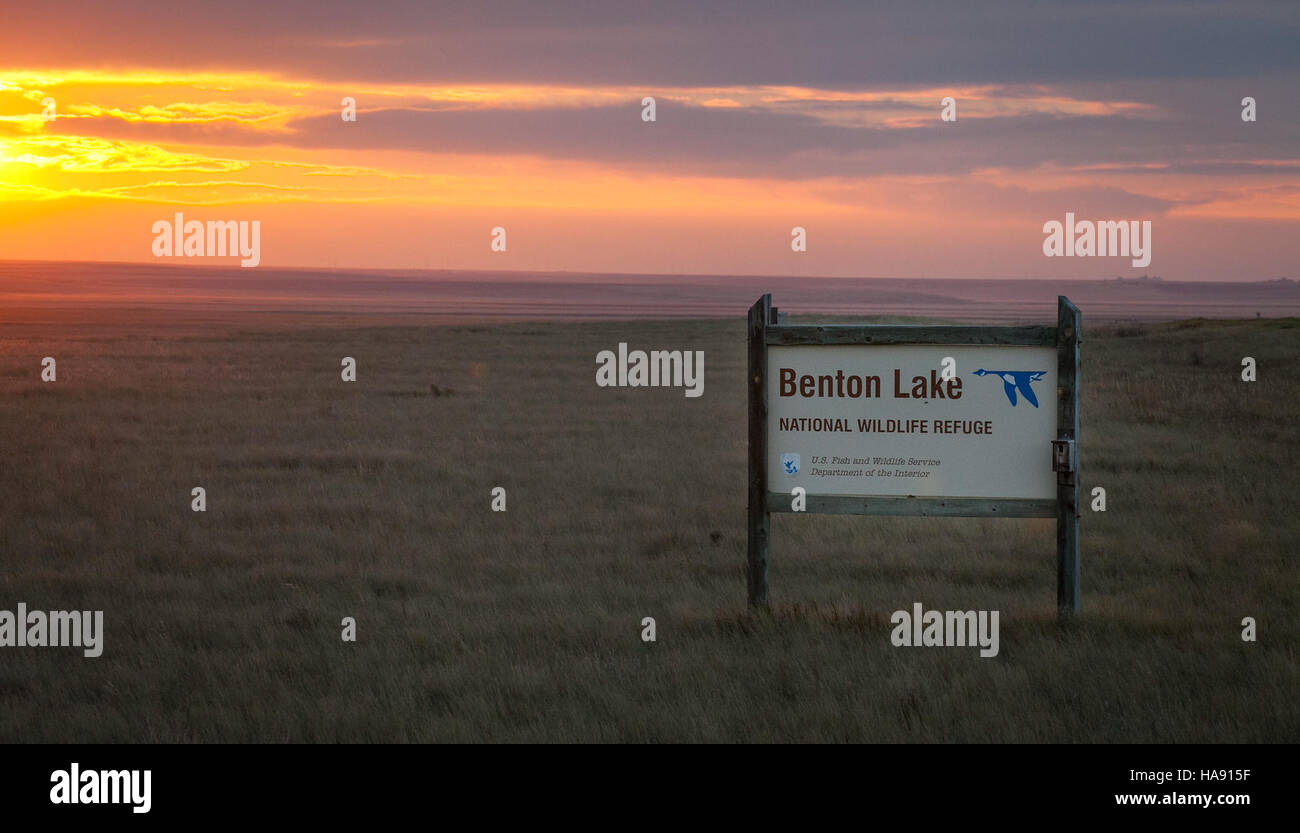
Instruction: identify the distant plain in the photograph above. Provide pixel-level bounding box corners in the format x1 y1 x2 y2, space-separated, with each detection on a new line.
0 285 1296 741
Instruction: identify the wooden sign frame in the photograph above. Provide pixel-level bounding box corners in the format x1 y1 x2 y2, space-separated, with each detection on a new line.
746 294 1081 618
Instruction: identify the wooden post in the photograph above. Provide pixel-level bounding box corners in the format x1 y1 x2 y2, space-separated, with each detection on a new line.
1056 296 1082 618
747 294 772 608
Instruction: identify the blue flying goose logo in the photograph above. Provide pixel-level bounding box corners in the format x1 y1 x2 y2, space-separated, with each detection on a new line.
973 369 1046 407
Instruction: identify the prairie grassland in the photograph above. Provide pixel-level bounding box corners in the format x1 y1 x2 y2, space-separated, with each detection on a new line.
0 310 1296 742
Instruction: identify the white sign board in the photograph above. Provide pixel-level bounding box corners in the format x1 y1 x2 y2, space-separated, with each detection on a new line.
767 345 1058 499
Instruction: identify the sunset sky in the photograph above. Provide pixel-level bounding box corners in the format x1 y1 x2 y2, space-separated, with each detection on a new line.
1 1 1298 280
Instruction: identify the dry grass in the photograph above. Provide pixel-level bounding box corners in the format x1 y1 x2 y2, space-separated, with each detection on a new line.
0 310 1296 742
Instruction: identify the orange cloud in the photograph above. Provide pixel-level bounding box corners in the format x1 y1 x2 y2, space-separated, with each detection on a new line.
0 67 1294 278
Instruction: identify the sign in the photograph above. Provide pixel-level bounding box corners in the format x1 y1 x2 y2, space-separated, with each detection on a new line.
767 344 1058 499
746 294 1082 619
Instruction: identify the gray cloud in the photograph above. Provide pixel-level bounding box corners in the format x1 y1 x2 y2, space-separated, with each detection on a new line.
4 1 1299 86
813 180 1182 218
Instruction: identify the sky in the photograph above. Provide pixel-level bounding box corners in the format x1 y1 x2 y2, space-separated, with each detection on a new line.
1 1 1297 280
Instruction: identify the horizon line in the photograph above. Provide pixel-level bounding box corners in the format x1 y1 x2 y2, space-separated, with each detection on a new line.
1 258 1290 286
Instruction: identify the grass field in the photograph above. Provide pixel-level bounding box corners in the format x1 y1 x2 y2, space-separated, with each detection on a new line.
0 309 1296 742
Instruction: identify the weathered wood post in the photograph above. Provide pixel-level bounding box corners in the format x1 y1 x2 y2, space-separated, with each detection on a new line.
1056 295 1082 618
747 294 772 608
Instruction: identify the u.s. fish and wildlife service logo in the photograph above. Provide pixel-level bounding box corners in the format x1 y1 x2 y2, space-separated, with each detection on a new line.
780 453 800 475
972 369 1047 407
